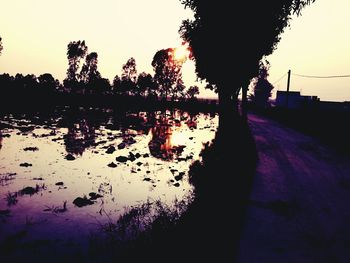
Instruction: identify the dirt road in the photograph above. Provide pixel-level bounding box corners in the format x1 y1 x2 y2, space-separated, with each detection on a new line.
238 114 350 263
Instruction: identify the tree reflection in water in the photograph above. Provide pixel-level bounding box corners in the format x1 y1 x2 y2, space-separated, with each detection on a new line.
148 110 193 161
61 108 202 158
65 118 96 155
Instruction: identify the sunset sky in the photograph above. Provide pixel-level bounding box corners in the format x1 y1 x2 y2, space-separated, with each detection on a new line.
0 0 349 101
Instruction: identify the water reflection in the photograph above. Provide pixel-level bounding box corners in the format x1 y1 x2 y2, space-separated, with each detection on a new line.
148 111 192 161
65 118 96 155
0 106 218 260
149 113 173 160
58 109 202 161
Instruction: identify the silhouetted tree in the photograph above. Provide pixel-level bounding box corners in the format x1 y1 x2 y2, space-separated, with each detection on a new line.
137 72 155 98
0 73 14 98
152 48 184 100
38 73 60 96
121 57 138 96
64 40 88 93
250 60 274 108
112 74 122 95
93 77 111 95
0 74 13 85
186 85 199 100
80 52 100 84
13 73 24 92
179 0 315 125
23 74 38 93
177 6 318 256
80 52 104 95
10 74 38 98
172 78 186 101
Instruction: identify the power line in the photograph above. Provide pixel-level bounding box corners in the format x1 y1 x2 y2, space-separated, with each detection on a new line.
292 73 350 79
272 72 288 85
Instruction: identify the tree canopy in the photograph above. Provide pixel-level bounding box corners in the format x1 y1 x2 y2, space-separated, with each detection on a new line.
66 40 88 82
152 48 184 100
120 57 138 96
179 0 315 98
80 52 100 84
187 85 200 100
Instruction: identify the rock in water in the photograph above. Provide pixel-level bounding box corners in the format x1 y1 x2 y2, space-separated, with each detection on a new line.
116 156 128 163
106 146 116 154
65 154 75 161
107 162 117 168
73 197 94 207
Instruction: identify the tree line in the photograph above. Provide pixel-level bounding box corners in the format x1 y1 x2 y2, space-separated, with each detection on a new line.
0 38 199 105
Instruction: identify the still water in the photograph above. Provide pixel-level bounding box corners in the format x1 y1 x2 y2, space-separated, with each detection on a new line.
0 107 217 244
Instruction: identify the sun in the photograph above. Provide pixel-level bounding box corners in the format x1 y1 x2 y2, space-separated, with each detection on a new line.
173 45 189 62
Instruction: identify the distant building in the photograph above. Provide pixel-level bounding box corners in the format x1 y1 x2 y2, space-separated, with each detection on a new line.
275 91 350 112
275 91 319 109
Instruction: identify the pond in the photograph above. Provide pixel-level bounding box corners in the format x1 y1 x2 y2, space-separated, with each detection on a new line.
0 107 218 248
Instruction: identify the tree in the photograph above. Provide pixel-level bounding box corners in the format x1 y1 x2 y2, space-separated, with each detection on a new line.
80 52 101 84
93 77 111 95
186 85 199 100
38 73 60 95
0 37 3 56
66 40 88 81
137 72 155 98
64 40 88 93
13 74 38 97
0 73 14 98
112 75 122 95
172 78 186 100
79 52 103 95
23 74 38 91
250 60 274 108
120 57 138 96
179 0 315 124
152 48 184 100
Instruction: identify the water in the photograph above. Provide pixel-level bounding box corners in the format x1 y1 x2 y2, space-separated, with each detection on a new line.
0 107 218 244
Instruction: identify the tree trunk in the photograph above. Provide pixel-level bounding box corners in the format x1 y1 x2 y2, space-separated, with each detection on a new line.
217 85 256 161
218 87 239 135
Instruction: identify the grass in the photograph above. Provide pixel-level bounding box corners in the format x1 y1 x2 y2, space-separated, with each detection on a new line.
43 201 67 214
5 192 18 206
85 196 193 262
96 196 192 240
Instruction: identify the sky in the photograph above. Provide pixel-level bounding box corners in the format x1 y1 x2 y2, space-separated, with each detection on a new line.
0 0 349 101
267 0 350 102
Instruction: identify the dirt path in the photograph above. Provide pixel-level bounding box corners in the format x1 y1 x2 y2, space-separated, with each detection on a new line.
238 114 350 263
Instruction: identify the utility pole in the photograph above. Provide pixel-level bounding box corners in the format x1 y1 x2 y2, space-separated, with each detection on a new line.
286 69 291 108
